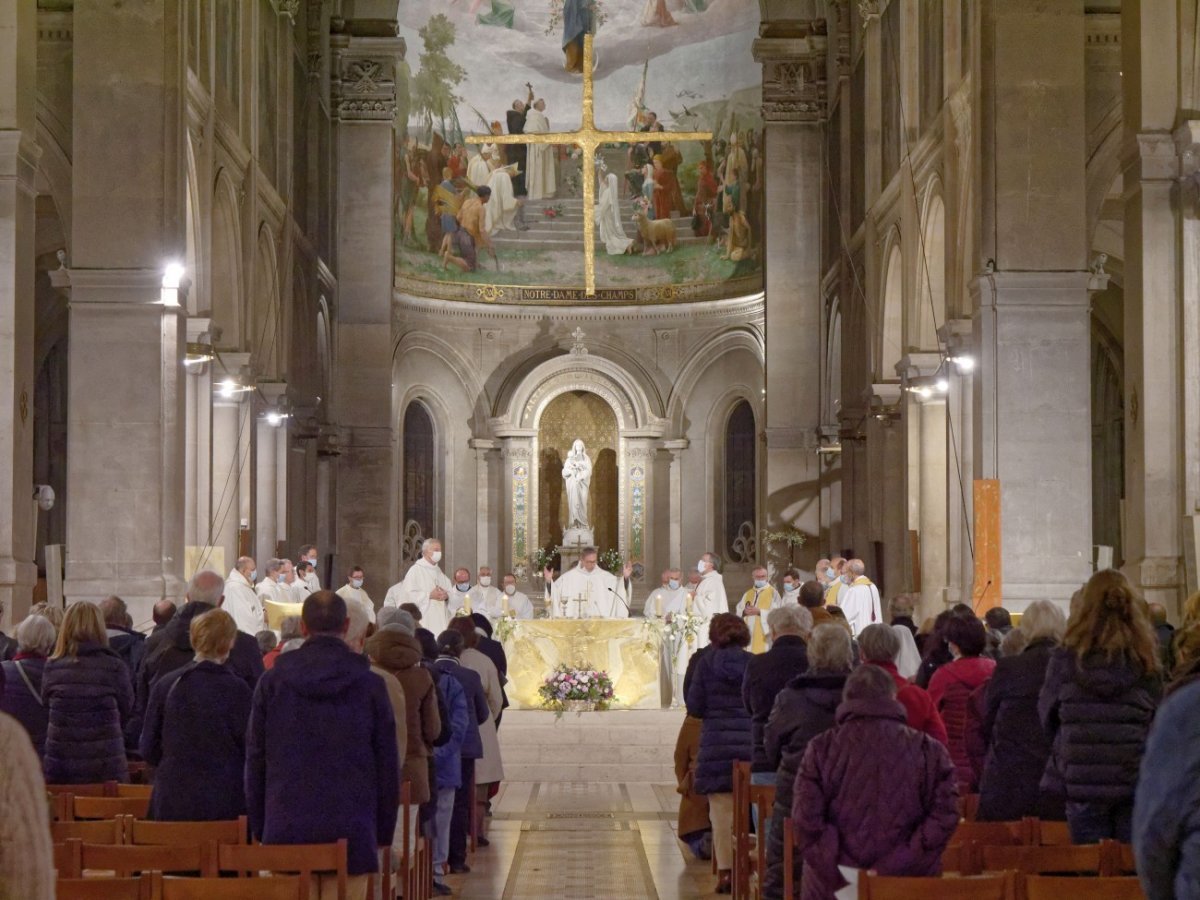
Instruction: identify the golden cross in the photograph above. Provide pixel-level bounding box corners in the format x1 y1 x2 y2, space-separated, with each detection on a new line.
466 34 714 296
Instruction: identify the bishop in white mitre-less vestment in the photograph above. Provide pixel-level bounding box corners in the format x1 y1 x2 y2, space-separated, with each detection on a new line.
384 554 454 636
545 558 630 619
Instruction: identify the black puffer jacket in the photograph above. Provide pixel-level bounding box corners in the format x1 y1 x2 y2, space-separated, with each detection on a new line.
761 671 848 900
1038 648 1161 804
977 638 1064 821
42 642 133 784
686 645 753 795
741 635 809 773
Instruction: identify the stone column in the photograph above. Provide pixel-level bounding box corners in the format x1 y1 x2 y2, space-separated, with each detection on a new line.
941 319 974 609
0 0 39 625
754 20 827 571
255 381 289 562
210 350 251 576
899 353 948 613
330 22 405 587
499 435 533 593
470 438 500 571
664 440 688 574
970 1 1092 611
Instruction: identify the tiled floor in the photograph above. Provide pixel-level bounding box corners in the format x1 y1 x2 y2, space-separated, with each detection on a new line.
444 782 721 899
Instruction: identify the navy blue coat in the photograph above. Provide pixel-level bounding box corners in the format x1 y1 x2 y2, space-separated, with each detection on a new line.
432 668 470 791
741 635 809 772
140 660 251 821
432 657 489 761
106 626 146 679
1135 680 1200 899
42 642 134 784
246 636 400 875
0 655 50 757
686 645 753 794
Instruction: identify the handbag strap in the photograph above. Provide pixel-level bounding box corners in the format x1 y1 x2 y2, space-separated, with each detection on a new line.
12 660 43 707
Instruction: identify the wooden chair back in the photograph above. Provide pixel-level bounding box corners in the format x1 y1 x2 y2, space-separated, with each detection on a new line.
1099 840 1137 876
859 870 1017 899
957 793 981 822
218 838 347 899
115 783 154 800
75 839 218 877
124 816 248 846
73 795 151 821
55 841 81 878
56 874 156 900
981 843 1103 875
47 782 115 797
160 875 305 900
52 817 124 844
731 760 752 898
948 819 1029 847
941 841 981 876
1025 818 1073 846
748 781 776 898
1021 875 1145 900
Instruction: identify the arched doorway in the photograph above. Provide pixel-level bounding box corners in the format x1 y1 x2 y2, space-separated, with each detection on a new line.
402 400 438 565
724 400 757 564
537 391 618 554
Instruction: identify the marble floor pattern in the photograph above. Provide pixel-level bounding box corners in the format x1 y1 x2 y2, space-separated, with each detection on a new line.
443 782 721 899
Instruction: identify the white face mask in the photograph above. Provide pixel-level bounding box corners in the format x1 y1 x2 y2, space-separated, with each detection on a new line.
479 576 492 587
668 579 681 590
697 560 707 574
350 578 363 589
504 584 516 595
429 550 442 564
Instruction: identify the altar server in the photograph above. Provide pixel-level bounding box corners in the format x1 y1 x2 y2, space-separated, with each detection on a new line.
736 566 776 654
544 547 632 618
336 565 376 624
693 552 728 618
644 569 690 618
256 559 295 607
224 556 264 635
384 538 454 636
466 566 503 618
495 574 535 620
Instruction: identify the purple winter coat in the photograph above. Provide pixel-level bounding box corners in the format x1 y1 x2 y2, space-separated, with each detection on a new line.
792 696 960 900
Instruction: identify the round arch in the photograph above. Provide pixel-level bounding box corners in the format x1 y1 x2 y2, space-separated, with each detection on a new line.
916 186 946 350
210 170 242 347
880 237 904 379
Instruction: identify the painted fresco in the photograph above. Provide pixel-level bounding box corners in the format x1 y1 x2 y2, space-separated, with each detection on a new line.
394 0 763 301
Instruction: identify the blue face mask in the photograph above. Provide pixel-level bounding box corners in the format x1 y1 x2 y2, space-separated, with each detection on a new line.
277 574 287 584
784 582 798 593
825 567 837 580
456 582 470 592
754 579 768 589
250 570 257 582
667 579 681 590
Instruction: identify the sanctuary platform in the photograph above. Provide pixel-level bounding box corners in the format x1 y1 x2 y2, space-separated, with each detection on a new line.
498 708 685 784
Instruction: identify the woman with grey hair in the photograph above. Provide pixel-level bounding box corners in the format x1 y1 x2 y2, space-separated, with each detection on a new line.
760 624 853 899
858 624 947 745
0 615 57 756
976 599 1069 821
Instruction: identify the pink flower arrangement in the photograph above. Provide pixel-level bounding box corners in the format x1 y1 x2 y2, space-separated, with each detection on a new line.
538 663 616 710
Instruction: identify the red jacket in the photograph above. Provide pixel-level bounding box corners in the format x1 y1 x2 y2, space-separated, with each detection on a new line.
928 656 996 791
869 660 949 747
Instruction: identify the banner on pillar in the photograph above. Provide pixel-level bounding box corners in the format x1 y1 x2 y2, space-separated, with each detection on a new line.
972 479 1001 615
185 546 225 581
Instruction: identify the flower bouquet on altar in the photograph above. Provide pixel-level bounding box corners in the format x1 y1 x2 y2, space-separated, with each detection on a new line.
538 663 616 715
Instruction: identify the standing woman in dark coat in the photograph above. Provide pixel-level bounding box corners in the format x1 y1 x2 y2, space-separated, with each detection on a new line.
42 601 133 784
0 615 57 757
139 609 251 820
976 600 1067 821
686 612 754 895
1039 569 1162 844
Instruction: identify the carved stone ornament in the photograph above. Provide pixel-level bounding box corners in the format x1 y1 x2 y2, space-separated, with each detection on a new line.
755 37 828 124
333 54 396 122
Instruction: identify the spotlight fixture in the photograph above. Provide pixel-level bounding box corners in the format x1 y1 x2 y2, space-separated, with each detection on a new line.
949 355 975 373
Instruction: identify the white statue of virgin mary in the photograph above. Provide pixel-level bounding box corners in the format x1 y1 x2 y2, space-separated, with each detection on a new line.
562 439 593 529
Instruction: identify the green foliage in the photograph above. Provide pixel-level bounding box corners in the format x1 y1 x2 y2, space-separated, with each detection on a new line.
411 15 466 134
597 548 622 573
761 527 808 549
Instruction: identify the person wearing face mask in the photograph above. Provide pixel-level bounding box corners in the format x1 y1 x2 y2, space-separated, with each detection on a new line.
779 570 803 608
336 566 377 624
645 569 689 619
544 547 633 618
736 566 776 654
839 559 883 637
292 561 316 603
449 568 476 617
824 557 848 606
496 574 534 620
466 566 503 618
384 538 454 635
255 559 294 607
693 552 728 620
297 544 322 592
224 556 265 635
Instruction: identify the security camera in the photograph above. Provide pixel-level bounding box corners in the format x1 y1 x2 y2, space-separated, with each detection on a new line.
33 484 55 512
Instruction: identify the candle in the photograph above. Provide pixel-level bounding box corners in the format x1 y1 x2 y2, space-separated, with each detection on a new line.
686 592 694 613
464 593 472 615
655 594 663 617
502 593 510 615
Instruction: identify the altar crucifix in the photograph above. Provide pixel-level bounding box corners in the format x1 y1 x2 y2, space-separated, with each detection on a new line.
466 33 713 296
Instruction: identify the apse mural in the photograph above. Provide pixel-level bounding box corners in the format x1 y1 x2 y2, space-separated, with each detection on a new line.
393 0 763 302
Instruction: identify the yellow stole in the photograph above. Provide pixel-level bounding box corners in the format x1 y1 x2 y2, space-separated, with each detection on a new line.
825 580 842 606
741 586 775 653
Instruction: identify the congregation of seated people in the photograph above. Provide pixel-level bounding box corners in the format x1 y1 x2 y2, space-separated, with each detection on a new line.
0 543 510 900
674 559 1191 899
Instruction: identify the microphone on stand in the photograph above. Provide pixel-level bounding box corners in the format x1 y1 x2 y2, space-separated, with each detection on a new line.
607 586 632 616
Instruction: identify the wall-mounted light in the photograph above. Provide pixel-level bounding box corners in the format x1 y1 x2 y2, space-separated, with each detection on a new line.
217 377 255 400
949 355 975 373
161 262 186 307
264 410 290 427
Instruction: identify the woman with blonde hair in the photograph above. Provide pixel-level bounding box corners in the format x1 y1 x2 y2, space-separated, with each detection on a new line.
41 601 133 783
140 608 251 820
1038 570 1161 842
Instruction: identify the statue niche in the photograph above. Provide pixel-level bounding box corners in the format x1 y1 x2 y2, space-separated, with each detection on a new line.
538 390 618 553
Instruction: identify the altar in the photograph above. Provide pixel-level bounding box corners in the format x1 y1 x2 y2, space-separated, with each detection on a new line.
500 619 663 710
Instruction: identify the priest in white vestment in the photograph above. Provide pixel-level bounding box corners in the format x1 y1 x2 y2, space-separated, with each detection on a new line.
524 99 557 201
643 569 689 618
464 566 503 618
735 566 776 654
383 538 454 635
494 574 536 620
692 552 728 618
224 556 264 635
335 565 375 624
447 567 479 617
467 147 492 188
595 172 633 255
839 558 882 636
544 547 632 618
299 544 322 592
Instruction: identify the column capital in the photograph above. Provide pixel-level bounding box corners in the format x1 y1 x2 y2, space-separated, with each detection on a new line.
329 32 406 123
970 270 1092 311
752 29 828 124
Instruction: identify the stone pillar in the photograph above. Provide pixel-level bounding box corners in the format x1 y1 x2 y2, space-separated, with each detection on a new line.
942 319 974 609
899 353 948 614
183 319 212 555
330 22 405 587
0 0 39 626
754 20 827 570
970 1 1092 610
1121 2 1185 608
664 440 688 573
499 435 533 593
255 381 289 563
470 438 500 571
210 349 251 576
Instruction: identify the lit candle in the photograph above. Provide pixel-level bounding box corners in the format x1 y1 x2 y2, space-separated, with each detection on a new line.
464 593 473 615
686 592 694 613
655 594 663 617
502 592 510 615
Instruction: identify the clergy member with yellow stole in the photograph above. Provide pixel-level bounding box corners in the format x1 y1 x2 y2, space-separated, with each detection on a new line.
736 566 775 653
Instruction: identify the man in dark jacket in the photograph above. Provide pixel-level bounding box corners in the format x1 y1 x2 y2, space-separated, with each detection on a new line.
1148 602 1176 675
433 630 489 875
0 598 18 661
133 572 264 746
742 606 812 781
151 600 177 634
100 596 146 677
247 591 399 894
